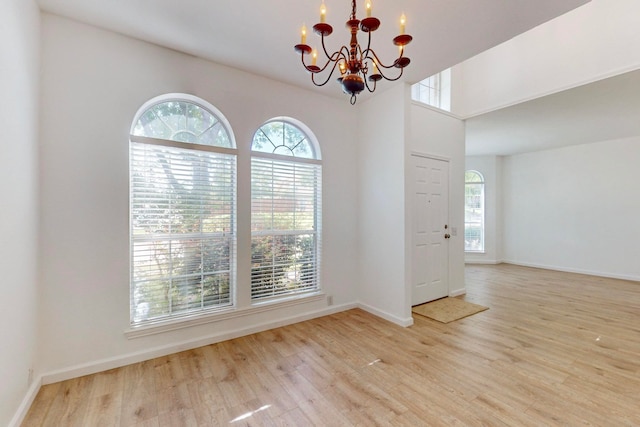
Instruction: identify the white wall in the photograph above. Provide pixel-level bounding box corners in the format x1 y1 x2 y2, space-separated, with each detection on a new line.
465 156 503 264
410 104 466 296
0 0 40 425
456 0 640 117
355 88 467 323
502 137 640 281
357 84 411 325
38 14 360 379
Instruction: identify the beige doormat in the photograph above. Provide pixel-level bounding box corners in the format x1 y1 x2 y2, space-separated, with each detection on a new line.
412 297 488 323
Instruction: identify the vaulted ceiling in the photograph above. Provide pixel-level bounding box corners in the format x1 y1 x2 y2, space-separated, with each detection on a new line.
35 0 588 99
43 0 633 157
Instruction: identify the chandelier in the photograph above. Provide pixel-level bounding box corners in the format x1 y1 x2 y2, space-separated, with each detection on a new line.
294 0 412 104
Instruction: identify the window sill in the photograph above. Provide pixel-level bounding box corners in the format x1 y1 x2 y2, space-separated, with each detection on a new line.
410 100 462 119
124 292 325 339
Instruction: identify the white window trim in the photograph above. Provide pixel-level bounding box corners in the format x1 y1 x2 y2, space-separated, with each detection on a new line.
129 94 238 328
124 291 325 339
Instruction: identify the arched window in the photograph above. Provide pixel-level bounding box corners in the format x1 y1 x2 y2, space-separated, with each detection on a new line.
465 170 485 252
250 119 322 300
129 94 236 325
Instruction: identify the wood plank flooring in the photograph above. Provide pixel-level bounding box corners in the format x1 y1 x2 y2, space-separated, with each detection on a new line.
22 264 640 426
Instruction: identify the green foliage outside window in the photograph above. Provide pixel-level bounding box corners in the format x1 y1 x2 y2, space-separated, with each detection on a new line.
131 98 236 324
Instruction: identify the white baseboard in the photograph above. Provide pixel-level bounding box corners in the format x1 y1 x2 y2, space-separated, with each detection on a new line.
502 260 640 282
449 288 467 297
465 259 502 265
41 302 357 385
357 303 414 327
8 375 42 427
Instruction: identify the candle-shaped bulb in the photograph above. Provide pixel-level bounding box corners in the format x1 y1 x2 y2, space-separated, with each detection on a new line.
301 24 307 45
339 61 346 75
312 49 318 66
320 2 327 23
366 0 372 17
372 61 379 74
400 14 406 34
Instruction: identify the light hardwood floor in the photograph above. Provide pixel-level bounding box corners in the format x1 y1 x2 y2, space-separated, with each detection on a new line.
23 264 640 426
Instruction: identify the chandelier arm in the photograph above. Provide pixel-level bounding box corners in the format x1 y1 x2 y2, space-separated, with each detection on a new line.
363 49 405 81
339 46 351 62
300 52 312 70
320 34 333 61
321 49 350 73
382 67 405 82
364 28 373 62
363 49 396 70
328 46 350 72
301 49 346 74
372 63 404 81
367 59 402 81
310 60 343 87
363 74 377 93
332 47 351 65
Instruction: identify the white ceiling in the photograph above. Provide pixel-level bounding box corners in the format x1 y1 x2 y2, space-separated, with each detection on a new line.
38 0 619 156
35 0 588 101
465 69 640 156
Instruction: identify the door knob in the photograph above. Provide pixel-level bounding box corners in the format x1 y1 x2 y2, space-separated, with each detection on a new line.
444 233 451 239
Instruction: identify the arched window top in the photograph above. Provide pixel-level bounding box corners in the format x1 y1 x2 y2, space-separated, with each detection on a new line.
251 118 320 160
465 170 484 183
131 94 235 148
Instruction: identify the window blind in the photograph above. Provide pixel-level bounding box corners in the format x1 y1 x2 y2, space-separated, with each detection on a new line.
250 156 321 300
130 139 236 324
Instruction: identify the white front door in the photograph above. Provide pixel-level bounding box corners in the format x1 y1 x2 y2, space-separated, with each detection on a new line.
411 155 449 306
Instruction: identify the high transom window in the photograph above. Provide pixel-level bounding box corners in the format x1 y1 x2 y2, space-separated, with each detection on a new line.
250 119 322 301
412 68 452 111
129 95 237 325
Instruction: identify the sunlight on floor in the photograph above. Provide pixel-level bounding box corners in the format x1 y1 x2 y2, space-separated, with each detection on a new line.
368 358 382 366
230 405 271 423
